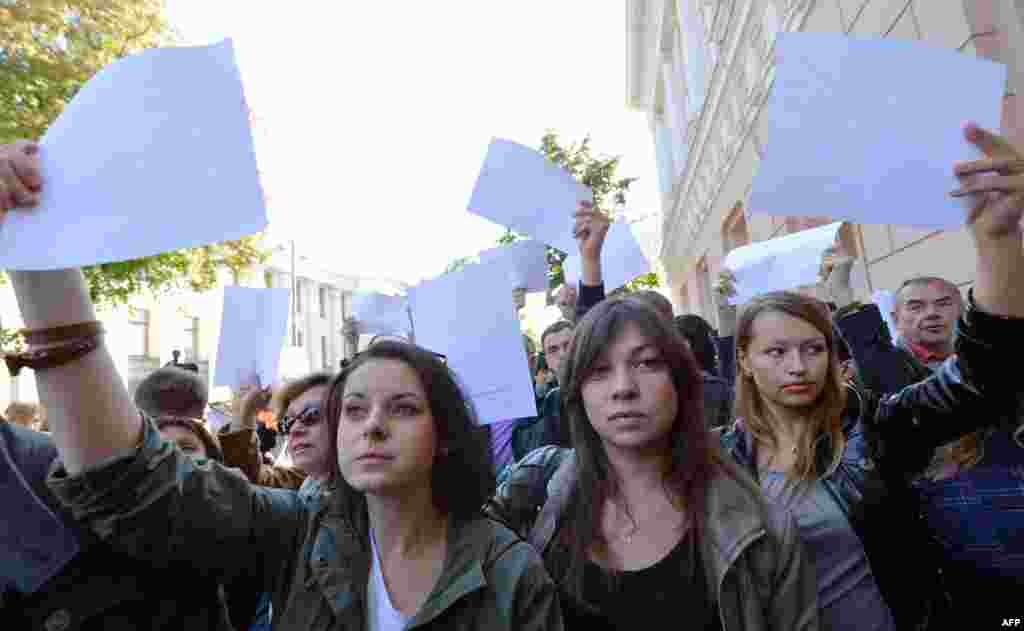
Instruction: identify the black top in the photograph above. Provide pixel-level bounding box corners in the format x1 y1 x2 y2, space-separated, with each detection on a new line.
561 531 721 630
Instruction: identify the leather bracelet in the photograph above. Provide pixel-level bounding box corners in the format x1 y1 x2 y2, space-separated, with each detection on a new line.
21 320 104 347
3 336 103 377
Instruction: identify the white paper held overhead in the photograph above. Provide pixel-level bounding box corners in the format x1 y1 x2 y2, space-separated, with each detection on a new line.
0 39 267 270
467 139 591 254
561 221 652 291
749 33 1005 229
407 263 537 424
478 240 550 292
350 292 412 337
214 287 291 389
723 222 843 304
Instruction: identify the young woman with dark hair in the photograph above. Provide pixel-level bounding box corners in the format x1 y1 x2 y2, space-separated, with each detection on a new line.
0 138 563 631
487 297 818 630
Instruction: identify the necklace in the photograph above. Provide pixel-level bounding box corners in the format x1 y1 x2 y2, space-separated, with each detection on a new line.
615 499 680 544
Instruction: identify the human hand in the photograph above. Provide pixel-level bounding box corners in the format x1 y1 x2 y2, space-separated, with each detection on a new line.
951 122 1024 241
821 243 856 281
573 201 611 262
0 141 42 212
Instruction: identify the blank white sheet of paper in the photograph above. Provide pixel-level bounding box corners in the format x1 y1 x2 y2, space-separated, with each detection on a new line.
467 138 591 255
561 221 652 291
214 287 291 389
723 222 843 304
562 254 582 289
0 39 267 270
478 240 550 292
748 33 1005 229
351 292 411 337
408 264 537 424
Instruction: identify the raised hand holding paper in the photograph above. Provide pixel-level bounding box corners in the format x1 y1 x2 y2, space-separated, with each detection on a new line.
0 39 267 269
214 287 291 390
350 292 412 337
468 138 592 254
749 33 1005 229
478 239 549 292
562 221 651 291
723 221 843 304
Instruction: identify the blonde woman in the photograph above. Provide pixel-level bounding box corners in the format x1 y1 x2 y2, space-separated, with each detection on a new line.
717 123 1024 629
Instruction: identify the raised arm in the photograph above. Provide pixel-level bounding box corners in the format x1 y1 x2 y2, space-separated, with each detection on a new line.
219 386 305 489
0 143 141 474
871 124 1024 469
712 270 739 385
0 142 304 586
573 200 609 320
952 122 1024 319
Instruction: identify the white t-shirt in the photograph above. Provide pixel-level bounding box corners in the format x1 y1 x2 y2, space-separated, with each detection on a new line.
367 530 410 631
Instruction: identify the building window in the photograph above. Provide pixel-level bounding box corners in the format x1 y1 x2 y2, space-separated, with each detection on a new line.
182 317 199 361
295 279 303 313
319 286 328 318
321 336 329 370
295 328 304 348
128 309 150 358
722 202 750 254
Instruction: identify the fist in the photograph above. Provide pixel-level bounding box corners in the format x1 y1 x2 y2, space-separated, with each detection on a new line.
573 201 611 260
0 141 42 212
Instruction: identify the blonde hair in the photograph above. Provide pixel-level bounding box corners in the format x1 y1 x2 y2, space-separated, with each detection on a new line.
270 372 333 420
734 292 848 486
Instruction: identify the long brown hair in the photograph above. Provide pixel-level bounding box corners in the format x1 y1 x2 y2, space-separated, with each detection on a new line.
322 341 495 533
555 297 717 601
734 291 848 485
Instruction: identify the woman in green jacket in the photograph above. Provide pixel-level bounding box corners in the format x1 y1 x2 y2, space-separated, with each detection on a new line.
487 296 819 630
0 140 562 631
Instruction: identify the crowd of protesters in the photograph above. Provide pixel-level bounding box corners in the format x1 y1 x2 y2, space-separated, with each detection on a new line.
1 119 1023 631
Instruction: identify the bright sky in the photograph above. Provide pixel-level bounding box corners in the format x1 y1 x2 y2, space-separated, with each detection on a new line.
166 0 660 286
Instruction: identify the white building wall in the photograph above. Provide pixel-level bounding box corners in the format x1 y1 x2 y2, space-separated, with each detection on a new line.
626 0 1013 323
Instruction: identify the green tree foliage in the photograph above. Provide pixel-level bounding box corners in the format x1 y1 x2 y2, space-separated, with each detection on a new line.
0 1 171 144
1 2 272 306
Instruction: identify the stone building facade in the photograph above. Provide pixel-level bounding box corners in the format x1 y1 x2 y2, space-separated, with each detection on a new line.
627 0 1024 325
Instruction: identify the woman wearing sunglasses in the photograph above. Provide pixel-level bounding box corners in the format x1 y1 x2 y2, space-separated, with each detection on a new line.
217 373 335 497
275 373 335 503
